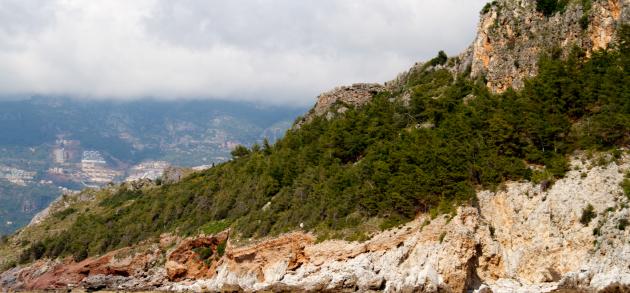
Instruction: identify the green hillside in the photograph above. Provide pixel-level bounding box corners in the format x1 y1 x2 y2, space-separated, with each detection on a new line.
15 27 630 264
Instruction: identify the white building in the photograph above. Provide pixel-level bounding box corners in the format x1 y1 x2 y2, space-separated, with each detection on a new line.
81 151 120 184
125 161 170 182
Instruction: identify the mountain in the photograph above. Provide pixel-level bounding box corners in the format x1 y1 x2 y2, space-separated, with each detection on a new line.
0 98 304 235
1 0 629 292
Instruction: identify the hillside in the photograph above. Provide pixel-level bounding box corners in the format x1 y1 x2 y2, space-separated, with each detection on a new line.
1 0 629 292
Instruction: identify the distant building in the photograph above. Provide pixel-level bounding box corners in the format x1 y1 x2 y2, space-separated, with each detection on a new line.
81 151 121 184
0 165 36 186
82 151 106 163
52 148 67 164
48 167 64 175
125 161 170 182
192 165 213 171
56 139 81 162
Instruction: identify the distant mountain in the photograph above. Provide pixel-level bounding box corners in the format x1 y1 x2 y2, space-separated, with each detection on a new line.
0 98 305 235
0 98 305 164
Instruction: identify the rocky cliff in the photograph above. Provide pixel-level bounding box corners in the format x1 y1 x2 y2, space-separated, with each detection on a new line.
468 0 629 92
294 83 387 128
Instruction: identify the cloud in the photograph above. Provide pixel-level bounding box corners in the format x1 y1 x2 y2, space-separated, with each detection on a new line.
0 0 487 105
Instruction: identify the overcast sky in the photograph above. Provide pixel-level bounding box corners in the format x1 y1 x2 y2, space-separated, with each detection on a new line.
0 0 487 106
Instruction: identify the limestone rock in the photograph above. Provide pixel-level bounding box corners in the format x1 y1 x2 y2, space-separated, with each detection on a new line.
294 83 386 128
468 0 629 93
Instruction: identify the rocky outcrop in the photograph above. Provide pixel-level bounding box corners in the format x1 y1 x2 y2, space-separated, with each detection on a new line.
312 83 386 117
468 0 629 92
1 244 166 290
295 83 387 127
166 232 229 281
3 154 629 292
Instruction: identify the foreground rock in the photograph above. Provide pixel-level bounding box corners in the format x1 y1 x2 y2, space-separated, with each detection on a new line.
2 155 629 292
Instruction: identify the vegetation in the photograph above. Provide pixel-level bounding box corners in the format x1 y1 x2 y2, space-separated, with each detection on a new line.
580 204 596 225
622 172 630 199
593 227 601 236
193 246 214 265
580 0 592 30
481 1 498 15
16 27 630 264
217 240 227 257
199 220 231 235
536 0 570 17
52 208 78 221
428 51 448 67
230 145 251 159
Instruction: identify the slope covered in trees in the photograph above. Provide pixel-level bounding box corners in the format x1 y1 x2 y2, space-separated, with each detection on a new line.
17 27 630 263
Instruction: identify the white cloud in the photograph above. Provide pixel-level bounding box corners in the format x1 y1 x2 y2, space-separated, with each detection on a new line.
0 0 487 105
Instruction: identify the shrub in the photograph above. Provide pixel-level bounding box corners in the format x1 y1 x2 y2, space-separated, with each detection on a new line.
580 204 596 226
536 0 569 17
0 260 17 271
193 246 213 260
199 220 231 235
580 0 592 30
429 51 448 67
216 240 227 257
18 241 46 264
52 207 77 220
439 232 447 243
580 15 589 30
622 178 630 199
617 219 629 231
73 248 88 262
481 1 498 14
230 145 250 159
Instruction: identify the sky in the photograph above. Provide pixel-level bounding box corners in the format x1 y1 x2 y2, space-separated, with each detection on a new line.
0 0 488 106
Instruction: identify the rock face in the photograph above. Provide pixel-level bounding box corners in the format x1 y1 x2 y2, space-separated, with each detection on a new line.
166 232 229 281
312 83 387 117
468 0 629 92
295 83 387 127
2 155 630 292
